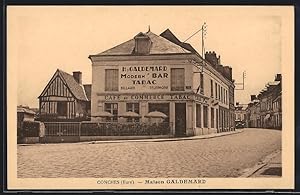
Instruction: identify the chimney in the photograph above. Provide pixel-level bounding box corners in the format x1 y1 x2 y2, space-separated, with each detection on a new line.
223 66 232 81
250 95 256 101
205 51 219 67
134 32 152 55
73 71 82 84
275 74 282 81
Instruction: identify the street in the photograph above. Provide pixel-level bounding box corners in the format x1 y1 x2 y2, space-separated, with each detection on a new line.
17 128 281 178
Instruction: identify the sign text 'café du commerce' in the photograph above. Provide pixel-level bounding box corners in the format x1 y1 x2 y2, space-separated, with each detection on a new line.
119 65 169 92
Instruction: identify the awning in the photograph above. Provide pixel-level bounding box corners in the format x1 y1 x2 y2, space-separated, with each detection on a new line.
118 111 141 118
145 111 168 118
91 111 114 118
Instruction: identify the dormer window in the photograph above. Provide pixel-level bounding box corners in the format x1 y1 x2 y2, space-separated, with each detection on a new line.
134 32 152 55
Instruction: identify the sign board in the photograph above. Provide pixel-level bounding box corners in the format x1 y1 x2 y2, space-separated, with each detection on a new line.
119 65 170 92
99 93 208 103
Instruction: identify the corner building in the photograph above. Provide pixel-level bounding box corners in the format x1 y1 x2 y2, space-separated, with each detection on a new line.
89 29 235 137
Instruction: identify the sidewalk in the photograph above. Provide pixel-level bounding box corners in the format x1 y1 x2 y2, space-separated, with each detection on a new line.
87 129 243 144
239 150 282 177
18 129 243 146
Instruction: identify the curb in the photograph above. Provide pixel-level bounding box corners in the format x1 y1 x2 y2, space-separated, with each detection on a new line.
239 150 281 177
87 129 243 144
18 130 243 146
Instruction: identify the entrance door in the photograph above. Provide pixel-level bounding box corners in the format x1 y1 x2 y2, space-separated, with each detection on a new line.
175 103 186 137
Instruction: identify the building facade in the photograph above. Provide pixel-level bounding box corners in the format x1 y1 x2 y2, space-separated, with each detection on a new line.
37 69 91 122
17 106 36 130
245 74 282 129
89 29 235 136
235 102 247 123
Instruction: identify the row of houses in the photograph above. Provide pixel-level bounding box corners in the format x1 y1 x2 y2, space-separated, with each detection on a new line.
31 28 236 137
244 74 282 129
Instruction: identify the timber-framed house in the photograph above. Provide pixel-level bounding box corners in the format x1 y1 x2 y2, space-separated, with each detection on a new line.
37 69 91 122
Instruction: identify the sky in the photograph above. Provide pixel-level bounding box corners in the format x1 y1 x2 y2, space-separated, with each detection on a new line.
8 6 283 108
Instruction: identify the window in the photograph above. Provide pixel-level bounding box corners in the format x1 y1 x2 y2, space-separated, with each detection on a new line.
105 69 119 91
211 108 214 128
149 103 170 122
203 105 208 128
215 83 217 99
218 85 221 100
171 68 185 91
57 102 67 116
104 103 118 122
126 103 140 122
196 104 201 127
225 90 227 104
220 87 223 103
200 73 204 93
210 79 214 97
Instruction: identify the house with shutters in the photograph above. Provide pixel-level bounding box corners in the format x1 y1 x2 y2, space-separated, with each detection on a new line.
37 69 91 122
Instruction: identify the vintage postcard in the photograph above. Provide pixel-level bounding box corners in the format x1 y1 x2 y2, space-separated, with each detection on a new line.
7 6 294 190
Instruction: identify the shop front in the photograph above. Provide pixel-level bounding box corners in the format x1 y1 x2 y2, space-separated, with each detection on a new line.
95 92 211 137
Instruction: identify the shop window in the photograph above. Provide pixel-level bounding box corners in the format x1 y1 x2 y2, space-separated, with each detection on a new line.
211 108 214 128
203 105 208 128
148 103 169 122
105 69 119 91
104 103 118 122
196 104 201 128
171 68 185 91
126 103 140 122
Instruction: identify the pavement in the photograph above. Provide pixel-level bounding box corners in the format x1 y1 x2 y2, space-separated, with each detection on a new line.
17 128 282 178
239 149 282 177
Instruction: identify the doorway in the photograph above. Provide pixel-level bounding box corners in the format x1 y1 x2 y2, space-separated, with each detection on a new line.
175 103 186 137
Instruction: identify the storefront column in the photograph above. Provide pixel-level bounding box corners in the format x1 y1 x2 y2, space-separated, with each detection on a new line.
170 102 175 136
140 101 148 123
208 106 211 129
193 102 197 135
118 102 126 123
200 104 204 129
186 101 194 136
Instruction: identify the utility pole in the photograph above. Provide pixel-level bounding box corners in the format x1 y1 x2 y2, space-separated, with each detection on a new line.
235 71 246 90
201 22 207 73
183 22 207 94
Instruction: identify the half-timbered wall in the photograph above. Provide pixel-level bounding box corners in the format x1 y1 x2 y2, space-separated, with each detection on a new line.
39 73 78 119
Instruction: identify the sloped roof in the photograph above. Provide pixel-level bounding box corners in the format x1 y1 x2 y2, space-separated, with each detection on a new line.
96 31 191 56
160 28 199 54
17 107 36 115
83 84 92 101
57 69 89 101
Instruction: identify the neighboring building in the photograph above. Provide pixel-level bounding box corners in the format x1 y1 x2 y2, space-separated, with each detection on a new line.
89 29 235 137
245 74 282 129
245 95 260 128
17 105 36 130
37 69 91 122
235 102 247 123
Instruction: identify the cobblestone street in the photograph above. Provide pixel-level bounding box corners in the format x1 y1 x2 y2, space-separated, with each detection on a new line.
17 128 281 178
